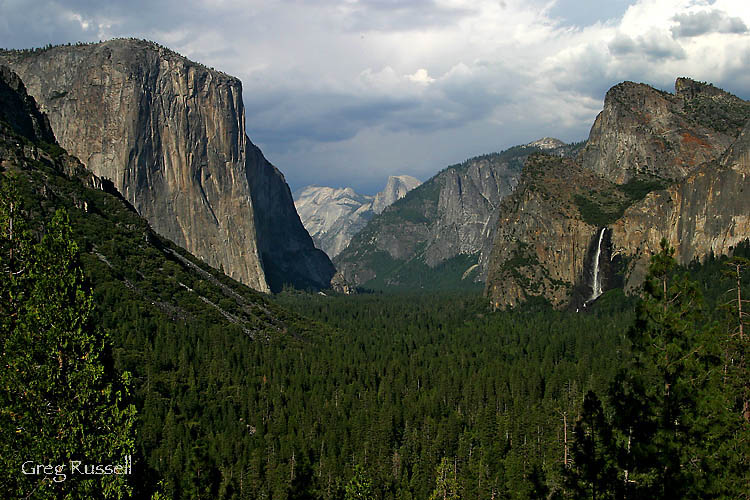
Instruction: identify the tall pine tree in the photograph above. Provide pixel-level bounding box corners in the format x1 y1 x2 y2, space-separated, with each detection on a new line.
0 178 136 499
565 391 617 500
568 240 724 499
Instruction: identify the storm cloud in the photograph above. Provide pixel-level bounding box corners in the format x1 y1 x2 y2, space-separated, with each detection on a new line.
672 9 747 38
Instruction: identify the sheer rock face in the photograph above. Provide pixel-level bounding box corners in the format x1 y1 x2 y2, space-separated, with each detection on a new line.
244 144 335 291
334 151 526 287
294 175 421 259
484 155 609 309
426 157 518 267
1 40 334 292
579 80 737 184
611 119 750 292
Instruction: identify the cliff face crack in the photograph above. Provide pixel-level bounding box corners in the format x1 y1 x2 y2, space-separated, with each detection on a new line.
195 174 219 226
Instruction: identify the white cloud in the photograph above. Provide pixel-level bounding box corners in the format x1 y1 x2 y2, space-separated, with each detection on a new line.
407 68 435 85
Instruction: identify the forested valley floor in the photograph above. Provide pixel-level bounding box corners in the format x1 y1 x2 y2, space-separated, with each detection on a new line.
112 240 746 499
2 157 748 498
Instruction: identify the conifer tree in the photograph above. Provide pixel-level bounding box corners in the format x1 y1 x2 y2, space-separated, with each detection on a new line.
716 256 750 498
607 240 717 499
0 180 136 499
429 457 460 500
565 391 617 500
345 464 374 500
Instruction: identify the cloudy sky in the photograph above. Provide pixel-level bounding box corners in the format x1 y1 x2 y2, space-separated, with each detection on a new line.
1 0 749 194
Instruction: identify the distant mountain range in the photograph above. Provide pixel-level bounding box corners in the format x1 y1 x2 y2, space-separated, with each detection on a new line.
2 39 747 310
294 175 421 258
332 139 581 290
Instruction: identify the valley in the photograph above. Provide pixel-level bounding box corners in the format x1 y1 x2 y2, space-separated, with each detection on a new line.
1 36 749 500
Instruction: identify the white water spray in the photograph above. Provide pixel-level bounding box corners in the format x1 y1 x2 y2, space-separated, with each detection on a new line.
589 228 606 302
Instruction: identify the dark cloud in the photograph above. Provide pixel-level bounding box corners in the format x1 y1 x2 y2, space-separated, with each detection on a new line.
282 0 475 33
608 31 685 60
608 33 637 55
244 76 501 157
245 91 417 147
671 9 748 38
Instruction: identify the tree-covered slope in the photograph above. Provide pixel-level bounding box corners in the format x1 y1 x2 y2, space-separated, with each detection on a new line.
0 65 321 498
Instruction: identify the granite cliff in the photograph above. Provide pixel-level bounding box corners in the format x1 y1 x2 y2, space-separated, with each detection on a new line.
484 155 614 309
610 119 750 292
294 175 420 258
485 78 750 309
245 144 335 291
0 39 334 292
0 64 290 334
334 143 577 289
580 79 745 184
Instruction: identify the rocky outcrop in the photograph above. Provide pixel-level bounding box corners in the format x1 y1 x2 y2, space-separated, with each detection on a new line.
245 145 335 291
485 79 750 309
610 119 750 292
0 39 335 292
371 175 421 214
579 79 743 184
329 271 355 294
294 175 421 258
483 155 614 309
335 146 538 289
526 137 583 156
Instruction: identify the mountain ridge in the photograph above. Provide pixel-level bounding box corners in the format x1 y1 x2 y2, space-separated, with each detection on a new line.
334 141 580 289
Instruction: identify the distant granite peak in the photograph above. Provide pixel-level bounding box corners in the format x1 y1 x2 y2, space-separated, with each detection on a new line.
372 175 421 214
294 175 421 258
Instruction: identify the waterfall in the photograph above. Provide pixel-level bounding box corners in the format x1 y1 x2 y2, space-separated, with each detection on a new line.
589 228 606 302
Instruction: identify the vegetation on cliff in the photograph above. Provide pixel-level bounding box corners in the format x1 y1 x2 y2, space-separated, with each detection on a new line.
573 175 667 227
